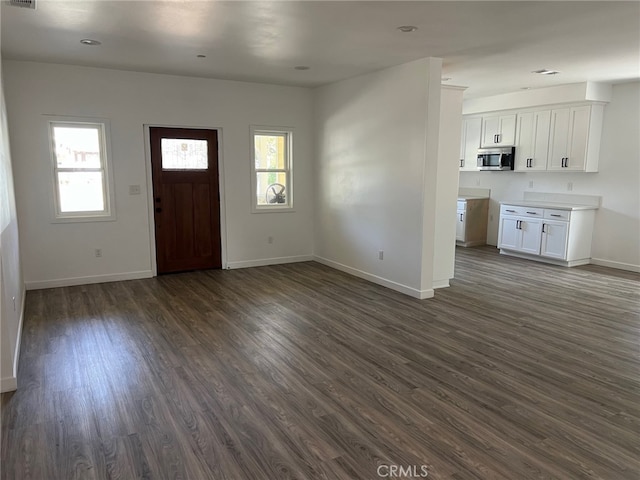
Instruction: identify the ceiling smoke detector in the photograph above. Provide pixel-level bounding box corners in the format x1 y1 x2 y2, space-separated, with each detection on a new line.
9 0 36 9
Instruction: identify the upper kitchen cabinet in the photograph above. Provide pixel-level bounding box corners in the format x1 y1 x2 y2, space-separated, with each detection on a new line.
514 110 551 171
480 114 516 147
548 104 604 172
460 117 481 171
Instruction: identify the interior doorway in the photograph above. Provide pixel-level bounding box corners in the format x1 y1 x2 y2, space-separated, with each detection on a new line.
149 127 222 274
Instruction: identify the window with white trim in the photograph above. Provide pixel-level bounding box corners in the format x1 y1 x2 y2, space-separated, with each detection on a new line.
251 127 293 211
48 118 115 221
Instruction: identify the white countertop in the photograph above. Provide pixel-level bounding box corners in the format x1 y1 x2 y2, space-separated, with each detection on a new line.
500 200 598 211
458 195 489 200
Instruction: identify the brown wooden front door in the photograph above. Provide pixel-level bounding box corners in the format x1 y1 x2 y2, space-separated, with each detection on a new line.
150 127 221 274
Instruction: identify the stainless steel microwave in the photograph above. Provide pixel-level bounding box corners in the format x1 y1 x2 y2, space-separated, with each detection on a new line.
477 147 515 171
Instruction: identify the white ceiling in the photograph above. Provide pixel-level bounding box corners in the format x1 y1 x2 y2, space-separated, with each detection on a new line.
2 1 639 98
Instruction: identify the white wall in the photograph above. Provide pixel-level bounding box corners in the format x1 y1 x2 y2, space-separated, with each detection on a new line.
3 61 314 287
432 86 464 288
314 58 447 298
459 81 640 271
0 61 24 392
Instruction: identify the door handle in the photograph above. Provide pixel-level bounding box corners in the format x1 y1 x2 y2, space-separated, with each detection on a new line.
155 207 162 213
460 159 464 167
542 223 546 233
459 213 464 221
155 197 161 203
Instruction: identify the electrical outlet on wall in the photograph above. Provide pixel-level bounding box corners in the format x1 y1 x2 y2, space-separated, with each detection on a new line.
95 248 102 258
267 236 274 244
529 180 534 189
378 250 384 260
567 182 573 191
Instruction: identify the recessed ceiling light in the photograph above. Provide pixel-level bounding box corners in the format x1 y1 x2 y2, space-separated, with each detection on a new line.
397 25 418 33
532 69 560 75
80 38 101 46
197 54 206 58
294 66 310 71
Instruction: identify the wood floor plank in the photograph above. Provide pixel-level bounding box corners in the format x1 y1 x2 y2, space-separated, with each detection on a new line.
2 246 639 479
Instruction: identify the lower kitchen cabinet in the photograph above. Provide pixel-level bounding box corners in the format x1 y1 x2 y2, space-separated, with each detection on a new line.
456 197 489 247
540 220 569 259
498 215 542 255
498 203 596 266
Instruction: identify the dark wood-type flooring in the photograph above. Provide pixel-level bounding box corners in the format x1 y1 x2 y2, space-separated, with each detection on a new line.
2 246 639 479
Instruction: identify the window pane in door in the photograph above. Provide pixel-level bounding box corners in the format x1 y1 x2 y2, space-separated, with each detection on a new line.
58 171 105 212
52 126 102 168
254 134 286 170
256 171 288 205
161 139 208 169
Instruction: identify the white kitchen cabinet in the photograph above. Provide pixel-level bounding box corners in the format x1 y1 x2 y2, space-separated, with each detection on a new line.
498 204 596 266
497 206 543 255
515 110 551 171
481 114 516 147
459 117 481 171
548 104 604 172
540 220 569 259
456 197 489 247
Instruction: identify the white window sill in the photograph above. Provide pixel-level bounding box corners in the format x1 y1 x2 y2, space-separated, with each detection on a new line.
252 206 295 214
51 213 117 224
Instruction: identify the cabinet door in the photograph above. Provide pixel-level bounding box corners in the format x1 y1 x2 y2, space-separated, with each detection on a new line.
519 219 543 255
482 116 500 147
548 106 590 171
548 107 570 170
460 117 482 171
530 110 551 170
456 211 466 241
540 221 569 259
498 114 517 145
481 114 516 147
565 106 590 171
515 112 534 170
498 217 520 250
515 111 550 171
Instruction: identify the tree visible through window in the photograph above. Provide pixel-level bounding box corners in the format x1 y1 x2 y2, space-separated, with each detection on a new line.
251 127 292 211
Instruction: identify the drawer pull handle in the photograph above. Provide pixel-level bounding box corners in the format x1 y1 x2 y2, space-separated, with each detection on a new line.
506 209 516 212
542 224 546 233
526 211 538 214
550 214 562 217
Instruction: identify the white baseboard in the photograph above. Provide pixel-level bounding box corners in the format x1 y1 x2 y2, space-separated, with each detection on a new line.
313 256 434 300
0 376 17 393
226 255 314 270
25 270 154 290
590 258 640 273
1 287 25 393
432 279 451 289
